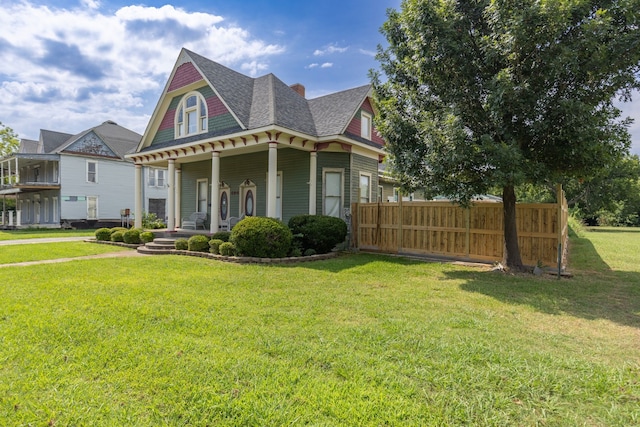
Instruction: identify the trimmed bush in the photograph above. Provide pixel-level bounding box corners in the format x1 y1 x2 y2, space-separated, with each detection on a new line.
230 217 292 258
288 214 348 254
142 212 166 229
209 239 224 255
211 231 231 242
175 238 188 250
188 234 210 252
123 228 142 244
140 231 155 244
95 228 112 241
219 242 236 256
110 231 124 242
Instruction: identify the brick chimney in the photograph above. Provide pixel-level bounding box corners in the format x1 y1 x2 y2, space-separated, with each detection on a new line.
290 83 305 98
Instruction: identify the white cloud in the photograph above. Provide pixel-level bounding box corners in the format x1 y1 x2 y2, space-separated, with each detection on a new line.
0 2 284 140
313 43 348 56
359 48 376 57
81 0 101 9
306 63 319 69
320 63 333 68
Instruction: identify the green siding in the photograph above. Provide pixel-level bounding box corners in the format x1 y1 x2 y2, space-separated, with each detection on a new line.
179 148 313 224
350 154 379 205
316 152 350 217
180 160 211 226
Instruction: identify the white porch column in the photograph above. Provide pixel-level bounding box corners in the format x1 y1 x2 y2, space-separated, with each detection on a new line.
309 151 317 215
16 209 21 227
8 159 11 184
267 142 277 218
210 151 220 233
8 211 13 226
15 157 18 184
167 159 176 230
175 167 181 228
134 164 143 228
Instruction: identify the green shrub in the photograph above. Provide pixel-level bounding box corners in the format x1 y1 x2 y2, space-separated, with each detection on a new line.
110 231 124 242
123 228 142 244
140 231 155 244
175 238 188 250
219 242 236 256
209 239 224 254
95 228 112 241
188 235 210 252
304 248 317 256
111 227 127 234
211 231 231 242
230 217 292 258
142 212 166 229
288 215 348 254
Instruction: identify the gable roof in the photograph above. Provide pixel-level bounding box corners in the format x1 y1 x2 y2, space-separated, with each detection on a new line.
143 49 377 148
30 121 140 160
40 130 73 154
18 138 39 154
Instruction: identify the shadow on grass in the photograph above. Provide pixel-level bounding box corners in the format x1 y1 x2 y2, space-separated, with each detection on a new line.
451 233 640 329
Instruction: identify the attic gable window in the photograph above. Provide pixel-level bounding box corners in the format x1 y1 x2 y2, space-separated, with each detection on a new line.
175 92 208 138
361 111 372 140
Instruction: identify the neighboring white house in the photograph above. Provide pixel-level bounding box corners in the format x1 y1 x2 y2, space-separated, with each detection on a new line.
0 121 168 228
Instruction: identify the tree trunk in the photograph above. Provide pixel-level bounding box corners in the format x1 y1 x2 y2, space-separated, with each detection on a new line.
502 184 524 270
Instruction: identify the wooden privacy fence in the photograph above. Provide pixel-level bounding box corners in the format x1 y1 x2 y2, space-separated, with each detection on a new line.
351 190 568 268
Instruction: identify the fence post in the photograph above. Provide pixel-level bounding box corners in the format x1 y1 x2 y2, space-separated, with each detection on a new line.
398 191 403 253
351 203 359 250
556 183 563 274
465 206 471 259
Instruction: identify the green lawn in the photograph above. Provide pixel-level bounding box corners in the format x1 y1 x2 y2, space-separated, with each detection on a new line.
0 229 638 426
0 242 130 265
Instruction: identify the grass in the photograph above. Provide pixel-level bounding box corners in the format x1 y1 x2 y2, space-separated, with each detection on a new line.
0 242 130 265
0 228 96 241
0 229 638 425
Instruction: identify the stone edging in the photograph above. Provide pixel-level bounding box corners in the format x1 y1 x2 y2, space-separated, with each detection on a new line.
87 238 340 264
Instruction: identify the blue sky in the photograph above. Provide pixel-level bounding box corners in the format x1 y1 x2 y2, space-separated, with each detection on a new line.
1 0 639 155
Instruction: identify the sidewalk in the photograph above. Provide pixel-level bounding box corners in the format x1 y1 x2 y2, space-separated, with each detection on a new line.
0 236 89 246
0 236 145 267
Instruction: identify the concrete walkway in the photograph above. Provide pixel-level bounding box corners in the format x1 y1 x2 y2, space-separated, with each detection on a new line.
0 236 89 245
0 236 145 267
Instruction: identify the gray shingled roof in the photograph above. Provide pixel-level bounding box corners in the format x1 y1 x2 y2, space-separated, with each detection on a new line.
52 121 141 159
184 49 370 138
18 139 39 154
40 130 73 154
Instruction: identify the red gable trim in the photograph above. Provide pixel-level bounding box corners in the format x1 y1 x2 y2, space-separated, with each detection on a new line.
168 62 204 92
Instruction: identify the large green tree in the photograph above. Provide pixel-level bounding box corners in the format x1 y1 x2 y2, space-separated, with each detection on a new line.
372 0 640 269
0 122 19 158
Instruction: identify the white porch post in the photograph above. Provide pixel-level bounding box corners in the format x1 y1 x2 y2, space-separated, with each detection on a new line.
16 208 21 227
210 152 220 233
175 167 181 228
8 211 13 226
267 142 277 218
167 159 176 230
8 159 11 184
309 151 317 215
134 164 143 228
15 157 18 184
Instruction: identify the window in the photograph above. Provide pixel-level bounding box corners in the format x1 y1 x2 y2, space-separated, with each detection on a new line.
361 111 372 140
175 92 208 138
323 169 343 218
196 179 208 213
359 173 371 203
148 168 166 187
87 161 97 183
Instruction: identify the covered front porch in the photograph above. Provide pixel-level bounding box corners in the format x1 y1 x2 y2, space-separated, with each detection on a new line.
130 129 346 232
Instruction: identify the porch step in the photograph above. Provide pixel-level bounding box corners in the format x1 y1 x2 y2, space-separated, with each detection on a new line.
137 237 176 255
